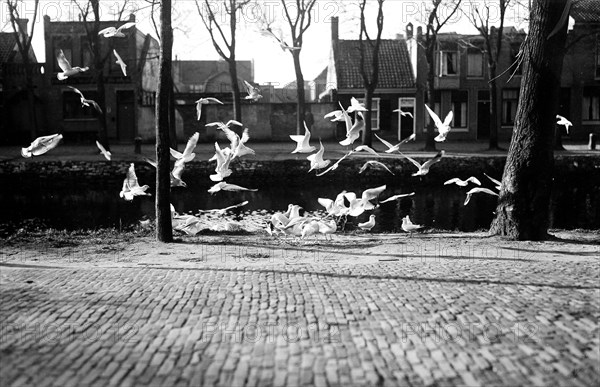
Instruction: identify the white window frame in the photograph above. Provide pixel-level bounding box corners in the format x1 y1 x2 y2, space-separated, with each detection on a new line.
397 97 416 141
440 51 459 76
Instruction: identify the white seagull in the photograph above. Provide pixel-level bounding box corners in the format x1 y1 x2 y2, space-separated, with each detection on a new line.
464 187 499 205
400 150 445 177
56 50 89 80
401 216 423 235
316 150 353 177
195 97 223 121
374 133 416 153
339 112 365 147
98 22 136 38
358 160 395 175
218 126 255 159
290 124 316 154
243 80 262 102
170 132 199 163
21 134 63 158
556 115 573 135
307 140 331 172
317 219 337 239
144 158 188 188
260 28 300 52
425 104 453 142
67 86 102 114
357 215 376 231
208 182 257 195
324 109 345 122
119 163 150 201
379 192 416 203
393 108 414 118
347 97 367 113
209 142 233 182
353 145 380 157
95 140 111 161
484 173 502 190
444 177 482 187
113 49 127 76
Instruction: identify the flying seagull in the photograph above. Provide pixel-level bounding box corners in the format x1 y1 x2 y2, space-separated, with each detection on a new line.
347 97 367 113
400 150 445 177
113 49 127 76
170 132 199 163
316 150 353 177
307 140 331 173
379 192 416 203
339 112 365 147
358 160 395 175
260 27 301 52
67 86 102 114
98 22 136 38
444 177 481 187
119 163 150 201
218 126 255 159
21 134 63 158
195 97 223 121
243 80 262 102
424 104 453 142
556 115 573 135
208 182 258 195
209 142 233 182
464 187 499 205
484 173 502 191
374 133 415 153
290 123 316 154
353 145 380 157
96 140 111 161
393 108 414 118
56 49 89 80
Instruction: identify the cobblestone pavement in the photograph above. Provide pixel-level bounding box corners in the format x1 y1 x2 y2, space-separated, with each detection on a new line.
1 239 599 387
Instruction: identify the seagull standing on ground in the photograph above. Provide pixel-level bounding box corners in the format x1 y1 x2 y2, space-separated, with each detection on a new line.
21 134 63 158
358 215 376 231
401 216 423 236
379 192 416 203
400 150 445 177
425 104 453 142
56 50 89 80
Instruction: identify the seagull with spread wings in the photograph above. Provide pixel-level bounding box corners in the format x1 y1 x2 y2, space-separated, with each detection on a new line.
56 50 89 80
21 134 63 158
209 142 234 182
556 115 573 135
339 112 365 147
316 150 353 177
98 22 136 38
347 97 367 113
243 80 262 101
96 140 111 161
119 163 150 201
170 132 199 163
424 104 453 142
67 86 103 114
358 160 395 175
393 108 414 118
464 187 499 205
113 49 127 76
260 28 300 52
217 126 255 159
195 97 223 121
399 150 445 177
374 133 415 153
290 124 316 154
444 177 481 187
208 182 258 194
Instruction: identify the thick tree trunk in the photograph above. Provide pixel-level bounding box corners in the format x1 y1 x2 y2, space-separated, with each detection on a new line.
488 65 500 150
169 81 177 149
24 59 38 140
228 58 242 122
489 0 569 240
292 51 306 135
95 64 109 151
361 87 374 147
156 0 173 243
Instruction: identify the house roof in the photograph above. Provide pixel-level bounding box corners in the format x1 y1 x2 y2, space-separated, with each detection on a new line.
335 39 414 89
572 0 600 23
0 33 18 63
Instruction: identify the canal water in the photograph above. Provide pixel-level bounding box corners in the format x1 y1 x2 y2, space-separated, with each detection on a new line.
1 169 598 233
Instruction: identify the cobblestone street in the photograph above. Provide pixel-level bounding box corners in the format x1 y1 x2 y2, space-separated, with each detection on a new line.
1 234 599 387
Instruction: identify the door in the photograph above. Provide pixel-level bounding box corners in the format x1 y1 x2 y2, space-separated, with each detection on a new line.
477 90 490 140
398 97 415 141
117 90 135 141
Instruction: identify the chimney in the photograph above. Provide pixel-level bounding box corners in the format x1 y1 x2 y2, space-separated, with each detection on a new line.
406 23 413 40
331 16 339 44
129 13 136 22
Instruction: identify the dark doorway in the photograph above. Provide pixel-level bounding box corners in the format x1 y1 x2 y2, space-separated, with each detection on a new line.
117 90 135 141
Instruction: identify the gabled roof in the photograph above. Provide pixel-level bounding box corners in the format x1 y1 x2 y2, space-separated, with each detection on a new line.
571 0 600 23
335 39 414 89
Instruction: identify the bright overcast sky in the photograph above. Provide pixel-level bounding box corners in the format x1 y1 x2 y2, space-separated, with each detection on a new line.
2 0 532 85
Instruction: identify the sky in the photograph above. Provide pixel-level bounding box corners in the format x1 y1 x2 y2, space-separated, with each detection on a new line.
1 0 532 85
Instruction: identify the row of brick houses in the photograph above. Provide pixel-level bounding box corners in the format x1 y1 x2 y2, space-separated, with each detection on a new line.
0 1 598 144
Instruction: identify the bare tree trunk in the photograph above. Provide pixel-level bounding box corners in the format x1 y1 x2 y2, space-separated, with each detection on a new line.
424 51 437 151
169 80 177 149
292 50 306 135
156 0 173 243
24 59 38 140
489 0 569 240
228 58 242 122
361 87 374 146
489 64 500 150
91 0 110 151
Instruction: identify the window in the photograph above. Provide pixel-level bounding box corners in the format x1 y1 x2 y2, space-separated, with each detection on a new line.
359 98 380 130
467 51 483 77
440 51 458 76
583 87 600 121
63 90 100 119
80 36 93 68
451 90 468 128
189 84 204 93
502 89 519 125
